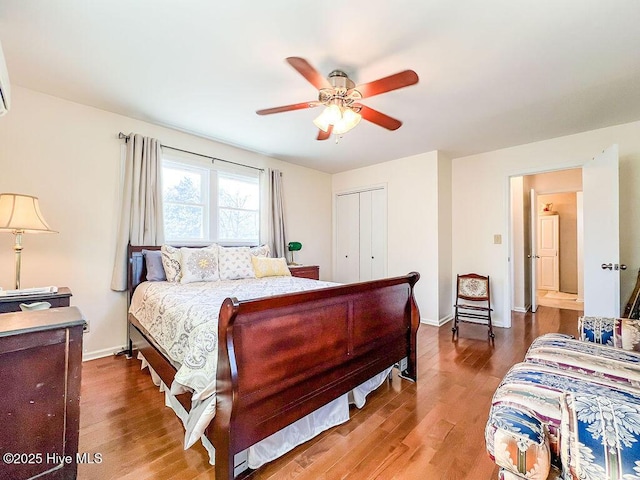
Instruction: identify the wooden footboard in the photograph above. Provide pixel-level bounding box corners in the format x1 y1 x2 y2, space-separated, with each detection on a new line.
213 273 420 480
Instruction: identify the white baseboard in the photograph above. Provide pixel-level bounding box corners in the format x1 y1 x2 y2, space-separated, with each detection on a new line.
513 307 528 313
420 315 453 327
83 345 128 362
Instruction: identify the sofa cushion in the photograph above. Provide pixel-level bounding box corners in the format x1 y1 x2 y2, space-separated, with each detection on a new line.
561 392 640 480
524 333 640 387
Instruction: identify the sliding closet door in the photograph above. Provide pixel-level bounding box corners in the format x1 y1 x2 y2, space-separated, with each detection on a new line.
335 193 360 283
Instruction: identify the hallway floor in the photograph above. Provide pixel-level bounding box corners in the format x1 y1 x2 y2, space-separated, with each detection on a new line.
537 289 584 311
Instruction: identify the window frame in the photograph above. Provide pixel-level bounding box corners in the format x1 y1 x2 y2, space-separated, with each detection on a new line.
161 153 261 246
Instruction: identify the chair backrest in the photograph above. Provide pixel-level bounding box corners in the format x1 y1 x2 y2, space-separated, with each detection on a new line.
456 273 490 302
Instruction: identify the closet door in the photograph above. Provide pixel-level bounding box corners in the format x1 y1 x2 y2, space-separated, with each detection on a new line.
370 188 387 280
359 191 373 281
359 189 387 281
335 193 360 283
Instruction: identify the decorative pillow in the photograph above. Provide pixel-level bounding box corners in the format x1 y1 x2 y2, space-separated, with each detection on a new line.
218 246 255 280
161 245 182 282
251 256 291 278
488 404 550 480
250 244 271 258
180 245 220 283
142 249 166 281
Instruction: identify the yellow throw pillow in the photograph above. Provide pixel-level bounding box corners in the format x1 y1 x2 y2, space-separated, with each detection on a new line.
251 256 291 278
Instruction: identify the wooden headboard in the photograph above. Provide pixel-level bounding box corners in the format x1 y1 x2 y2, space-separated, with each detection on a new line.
127 245 161 299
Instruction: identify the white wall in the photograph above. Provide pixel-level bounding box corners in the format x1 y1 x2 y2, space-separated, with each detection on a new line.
0 86 332 359
437 153 453 321
332 151 452 325
453 120 640 327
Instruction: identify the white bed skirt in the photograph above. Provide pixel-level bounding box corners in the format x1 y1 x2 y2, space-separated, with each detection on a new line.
138 352 391 472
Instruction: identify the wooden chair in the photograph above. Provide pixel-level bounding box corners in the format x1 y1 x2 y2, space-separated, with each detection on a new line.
452 273 494 339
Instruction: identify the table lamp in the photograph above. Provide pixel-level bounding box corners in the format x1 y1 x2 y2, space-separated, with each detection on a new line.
287 241 302 265
0 193 57 289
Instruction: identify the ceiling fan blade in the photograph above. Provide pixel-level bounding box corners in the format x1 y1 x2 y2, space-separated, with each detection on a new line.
354 70 419 98
317 125 333 141
286 57 331 90
357 104 402 130
256 101 319 115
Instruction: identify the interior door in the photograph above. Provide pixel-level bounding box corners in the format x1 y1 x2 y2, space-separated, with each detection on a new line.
537 215 559 291
335 193 360 283
530 189 538 313
583 144 620 316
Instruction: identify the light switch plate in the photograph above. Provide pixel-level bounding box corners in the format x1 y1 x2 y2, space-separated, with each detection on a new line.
494 234 502 244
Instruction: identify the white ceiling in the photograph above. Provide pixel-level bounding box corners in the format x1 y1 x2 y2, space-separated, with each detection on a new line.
1 1 640 173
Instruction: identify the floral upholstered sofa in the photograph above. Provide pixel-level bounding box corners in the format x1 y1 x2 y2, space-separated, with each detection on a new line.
485 316 640 480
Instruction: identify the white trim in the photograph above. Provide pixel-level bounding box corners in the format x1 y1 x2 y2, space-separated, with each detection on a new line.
82 346 125 362
420 314 453 327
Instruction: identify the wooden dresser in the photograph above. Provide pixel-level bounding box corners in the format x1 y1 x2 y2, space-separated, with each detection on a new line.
0 307 85 480
288 265 320 280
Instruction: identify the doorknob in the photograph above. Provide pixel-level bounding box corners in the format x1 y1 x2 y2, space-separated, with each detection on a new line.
602 263 613 270
615 264 627 271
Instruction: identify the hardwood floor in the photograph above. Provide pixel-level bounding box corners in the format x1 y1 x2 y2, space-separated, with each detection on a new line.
78 306 580 480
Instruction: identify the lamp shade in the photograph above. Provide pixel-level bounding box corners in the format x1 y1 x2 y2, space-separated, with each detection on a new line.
287 241 302 252
0 193 56 233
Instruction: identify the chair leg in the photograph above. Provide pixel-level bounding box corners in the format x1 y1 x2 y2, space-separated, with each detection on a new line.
488 314 495 339
452 309 459 336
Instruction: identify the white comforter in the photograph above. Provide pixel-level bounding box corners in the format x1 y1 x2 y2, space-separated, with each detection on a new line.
129 276 339 401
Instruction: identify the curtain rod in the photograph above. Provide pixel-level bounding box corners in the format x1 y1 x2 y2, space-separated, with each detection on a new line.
118 132 264 172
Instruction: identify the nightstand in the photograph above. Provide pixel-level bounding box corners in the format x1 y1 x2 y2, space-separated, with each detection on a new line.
288 265 320 280
0 287 72 314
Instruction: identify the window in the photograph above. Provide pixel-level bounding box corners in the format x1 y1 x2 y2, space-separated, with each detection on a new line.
162 156 260 245
218 172 260 243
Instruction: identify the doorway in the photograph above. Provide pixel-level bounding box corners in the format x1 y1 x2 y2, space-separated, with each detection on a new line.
536 191 583 311
510 168 584 313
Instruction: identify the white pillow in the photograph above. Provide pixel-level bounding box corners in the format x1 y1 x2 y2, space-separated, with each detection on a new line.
180 245 220 283
219 246 255 280
161 245 182 282
250 244 271 258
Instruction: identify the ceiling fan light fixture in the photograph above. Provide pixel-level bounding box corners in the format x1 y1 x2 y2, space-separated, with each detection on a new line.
313 104 342 132
333 108 361 135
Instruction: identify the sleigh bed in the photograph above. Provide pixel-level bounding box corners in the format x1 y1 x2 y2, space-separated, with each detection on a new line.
126 244 420 479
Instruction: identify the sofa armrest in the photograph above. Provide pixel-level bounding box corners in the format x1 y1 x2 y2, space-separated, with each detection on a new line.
486 404 551 480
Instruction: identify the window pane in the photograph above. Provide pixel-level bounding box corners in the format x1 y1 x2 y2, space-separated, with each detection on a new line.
219 176 259 210
163 167 202 203
218 209 259 241
164 204 204 240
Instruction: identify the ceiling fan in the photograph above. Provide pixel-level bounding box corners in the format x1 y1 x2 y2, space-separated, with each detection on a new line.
256 57 419 141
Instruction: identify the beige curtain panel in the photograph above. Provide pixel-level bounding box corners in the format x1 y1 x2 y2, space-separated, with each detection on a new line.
269 169 287 259
110 133 164 291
